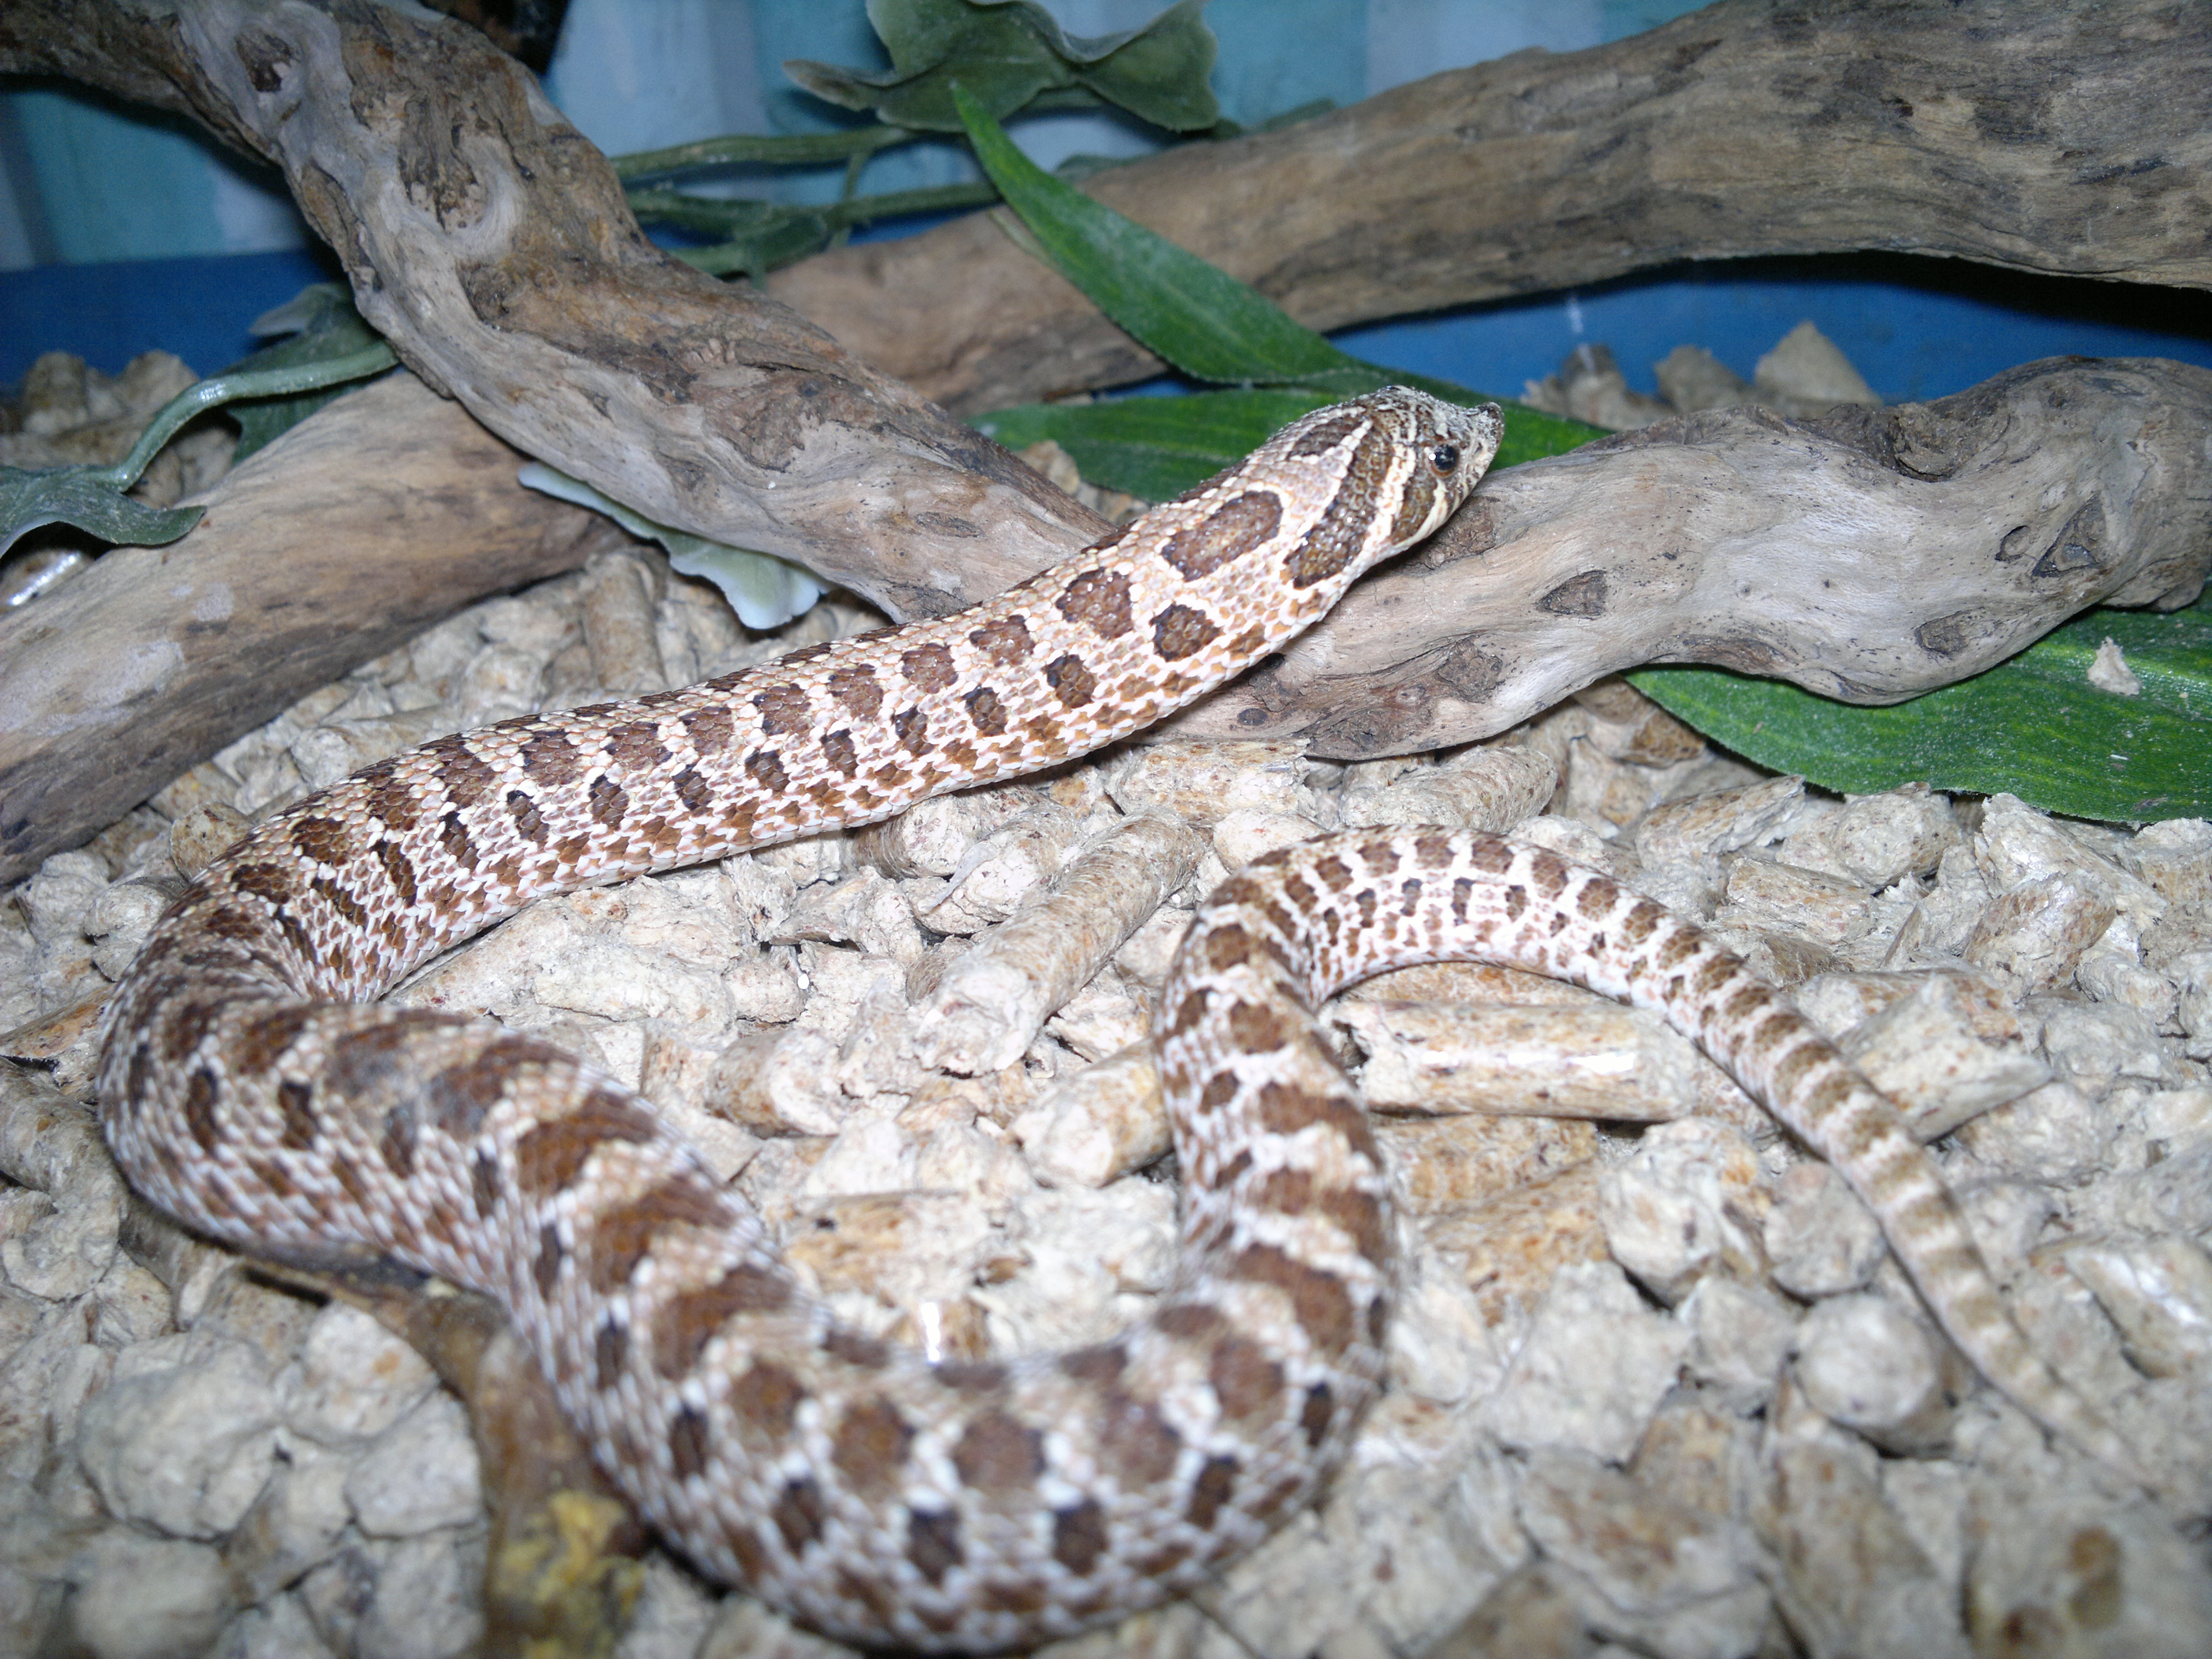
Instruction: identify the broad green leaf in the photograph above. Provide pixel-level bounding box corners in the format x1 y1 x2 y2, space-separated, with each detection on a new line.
975 388 1603 501
1630 590 2212 822
977 389 1334 499
0 466 202 559
788 0 1217 133
223 285 398 461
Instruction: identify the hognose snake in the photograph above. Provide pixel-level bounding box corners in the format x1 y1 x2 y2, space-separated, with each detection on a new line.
98 388 2138 1650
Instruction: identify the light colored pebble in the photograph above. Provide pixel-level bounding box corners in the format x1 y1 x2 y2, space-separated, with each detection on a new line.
1965 1491 2212 1658
915 812 1200 1076
1483 1260 1691 1461
1598 1118 1768 1306
1009 1045 1170 1188
1781 784 1957 888
1634 775 1807 865
87 875 175 979
69 1529 233 1659
1751 1430 1968 1659
1764 1162 1885 1300
771 866 925 964
2033 997 2179 1095
1423 1163 1608 1327
1793 1292 1954 1453
1212 806 1328 870
345 1392 484 1537
707 1026 847 1137
226 1437 354 1605
0 1068 123 1300
354 1527 488 1659
1975 792 2167 928
612 1556 721 1659
1835 973 2051 1140
1379 1113 1597 1215
1105 739 1319 829
1715 856 1871 947
1516 1447 1770 1659
1953 1077 2115 1188
77 1338 280 1537
2062 1235 2212 1382
912 806 1086 934
1337 742 1557 833
159 800 251 878
2169 948 2212 1060
1680 1276 1797 1411
1343 997 1743 1125
1964 872 2119 993
283 1303 439 1447
213 1589 337 1659
2121 817 2212 905
1044 969 1150 1062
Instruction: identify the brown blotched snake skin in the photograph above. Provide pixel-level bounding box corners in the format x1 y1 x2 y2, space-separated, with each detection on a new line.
99 388 2139 1650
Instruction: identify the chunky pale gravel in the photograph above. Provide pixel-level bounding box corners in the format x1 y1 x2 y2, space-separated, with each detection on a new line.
3 390 2210 1658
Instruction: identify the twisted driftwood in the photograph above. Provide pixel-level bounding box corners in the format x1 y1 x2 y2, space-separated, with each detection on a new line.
771 0 2212 411
0 374 610 884
1 0 2208 885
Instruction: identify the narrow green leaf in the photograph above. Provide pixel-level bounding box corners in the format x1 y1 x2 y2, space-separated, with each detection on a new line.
1630 591 2212 822
613 126 914 181
222 285 399 461
953 87 1610 470
956 85 1355 385
0 467 203 558
2 288 396 559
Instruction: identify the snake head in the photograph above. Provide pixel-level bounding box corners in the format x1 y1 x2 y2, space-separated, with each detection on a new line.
1358 387 1505 552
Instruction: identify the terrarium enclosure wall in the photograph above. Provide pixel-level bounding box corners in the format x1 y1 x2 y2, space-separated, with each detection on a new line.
0 2 2210 1658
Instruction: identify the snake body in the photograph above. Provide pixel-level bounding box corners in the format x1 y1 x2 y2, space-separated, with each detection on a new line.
99 388 2132 1649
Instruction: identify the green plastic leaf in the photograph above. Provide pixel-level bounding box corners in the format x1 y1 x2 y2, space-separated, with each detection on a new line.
515 463 824 631
0 466 203 558
789 0 1217 133
959 84 1352 385
977 389 1334 498
957 87 1609 468
1630 591 2212 822
223 284 399 461
2 295 397 560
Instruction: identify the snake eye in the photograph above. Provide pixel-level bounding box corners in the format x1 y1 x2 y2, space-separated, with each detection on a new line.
1430 443 1460 475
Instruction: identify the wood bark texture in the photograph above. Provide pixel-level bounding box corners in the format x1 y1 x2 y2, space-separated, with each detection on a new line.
769 0 2212 412
0 0 1108 615
1166 358 2212 755
0 374 615 885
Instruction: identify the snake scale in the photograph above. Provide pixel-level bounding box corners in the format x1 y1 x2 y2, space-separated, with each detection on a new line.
98 388 2137 1650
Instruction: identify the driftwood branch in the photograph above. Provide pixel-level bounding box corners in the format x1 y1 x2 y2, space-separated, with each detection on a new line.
0 374 612 884
1166 358 2212 755
2 1 2207 881
0 0 1108 616
3 354 2201 885
769 0 2212 412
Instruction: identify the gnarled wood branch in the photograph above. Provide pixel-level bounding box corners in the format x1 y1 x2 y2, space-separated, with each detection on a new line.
0 373 612 884
770 0 2212 412
0 0 1109 618
1165 358 2212 755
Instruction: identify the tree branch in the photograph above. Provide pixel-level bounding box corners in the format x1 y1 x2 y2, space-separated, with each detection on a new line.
769 0 2212 412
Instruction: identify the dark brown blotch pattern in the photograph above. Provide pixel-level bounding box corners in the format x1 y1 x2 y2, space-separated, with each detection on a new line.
1160 490 1282 580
